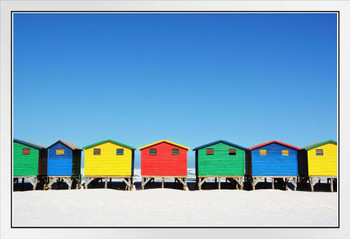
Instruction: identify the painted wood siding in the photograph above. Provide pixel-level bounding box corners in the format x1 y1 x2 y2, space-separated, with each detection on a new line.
251 143 298 176
141 142 187 176
84 141 133 176
197 143 245 176
307 143 337 176
47 142 73 176
13 142 39 176
38 149 48 176
72 150 81 176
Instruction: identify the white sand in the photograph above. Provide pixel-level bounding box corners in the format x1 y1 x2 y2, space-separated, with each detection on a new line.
13 189 337 227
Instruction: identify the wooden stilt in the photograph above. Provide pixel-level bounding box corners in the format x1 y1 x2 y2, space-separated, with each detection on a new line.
310 178 316 192
218 177 221 190
21 178 24 191
330 178 334 192
75 178 79 189
105 178 108 189
252 177 258 191
272 178 275 189
162 177 164 188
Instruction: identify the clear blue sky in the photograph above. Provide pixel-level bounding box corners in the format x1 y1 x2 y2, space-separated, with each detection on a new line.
13 13 337 167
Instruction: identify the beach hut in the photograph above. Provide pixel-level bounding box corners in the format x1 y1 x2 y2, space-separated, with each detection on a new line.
298 140 337 192
193 140 247 190
13 139 47 190
247 140 300 190
139 140 190 190
46 140 82 190
82 139 136 190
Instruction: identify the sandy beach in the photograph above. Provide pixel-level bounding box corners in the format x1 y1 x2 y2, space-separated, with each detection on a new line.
13 188 337 227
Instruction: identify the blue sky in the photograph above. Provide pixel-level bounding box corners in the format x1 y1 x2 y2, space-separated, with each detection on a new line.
13 13 337 167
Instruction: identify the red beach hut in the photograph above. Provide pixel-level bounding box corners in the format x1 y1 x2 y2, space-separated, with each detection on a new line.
138 140 190 190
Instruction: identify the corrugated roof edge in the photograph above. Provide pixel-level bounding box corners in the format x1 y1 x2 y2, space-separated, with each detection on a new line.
193 140 248 151
249 140 301 150
82 139 136 150
303 140 337 150
14 138 45 149
47 140 82 150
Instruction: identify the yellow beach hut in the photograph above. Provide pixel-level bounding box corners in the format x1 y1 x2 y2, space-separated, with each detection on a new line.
83 139 136 190
299 140 337 192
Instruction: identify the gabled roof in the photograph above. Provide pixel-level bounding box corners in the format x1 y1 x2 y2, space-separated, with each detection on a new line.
14 138 45 150
47 140 82 150
193 140 247 151
138 140 190 150
249 140 300 150
303 140 337 150
82 139 136 150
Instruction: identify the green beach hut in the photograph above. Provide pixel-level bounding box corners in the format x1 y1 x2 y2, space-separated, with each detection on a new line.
193 140 247 190
13 139 47 190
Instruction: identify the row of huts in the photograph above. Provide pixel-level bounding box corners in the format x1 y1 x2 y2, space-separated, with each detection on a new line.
13 139 337 191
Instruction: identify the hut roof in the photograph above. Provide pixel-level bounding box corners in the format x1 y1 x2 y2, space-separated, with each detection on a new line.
249 140 300 150
82 139 136 150
13 138 45 149
192 140 247 151
138 140 190 150
303 140 337 150
47 140 82 150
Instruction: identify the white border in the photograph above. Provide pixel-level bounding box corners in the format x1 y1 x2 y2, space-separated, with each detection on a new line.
1 1 350 239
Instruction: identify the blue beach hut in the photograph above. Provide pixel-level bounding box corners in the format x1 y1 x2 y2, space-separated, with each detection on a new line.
46 140 82 189
247 140 300 190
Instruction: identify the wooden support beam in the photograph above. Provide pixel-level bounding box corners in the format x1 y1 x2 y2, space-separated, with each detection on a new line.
46 177 58 190
272 178 275 189
162 177 164 188
330 178 334 192
105 178 108 189
198 177 207 190
142 177 152 190
75 178 79 189
218 177 221 190
251 177 259 190
121 178 131 191
84 177 94 189
232 178 243 190
291 178 297 191
62 177 72 190
310 177 318 192
176 177 188 191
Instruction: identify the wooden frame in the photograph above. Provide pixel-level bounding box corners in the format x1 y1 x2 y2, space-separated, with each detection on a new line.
83 176 133 191
197 176 244 190
44 176 81 190
141 176 188 190
308 176 337 192
13 176 38 191
250 176 298 191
